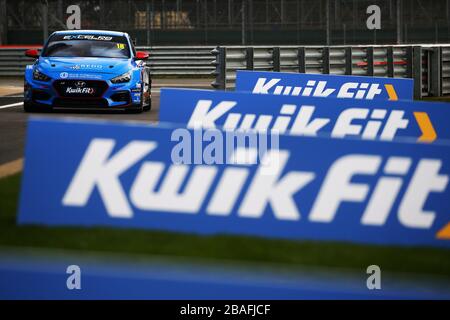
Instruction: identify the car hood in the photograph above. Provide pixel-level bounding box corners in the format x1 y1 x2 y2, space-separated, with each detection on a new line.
38 57 132 76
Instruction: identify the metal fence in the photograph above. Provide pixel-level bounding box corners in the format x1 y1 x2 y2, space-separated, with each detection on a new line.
0 46 214 77
2 44 450 98
142 46 214 76
211 45 450 98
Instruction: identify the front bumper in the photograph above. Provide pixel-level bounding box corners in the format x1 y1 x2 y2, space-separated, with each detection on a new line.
24 77 144 109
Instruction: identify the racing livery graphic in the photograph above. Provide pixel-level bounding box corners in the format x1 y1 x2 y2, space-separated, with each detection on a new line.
23 30 151 112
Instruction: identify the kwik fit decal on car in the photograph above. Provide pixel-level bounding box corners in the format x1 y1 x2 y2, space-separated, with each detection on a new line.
23 30 151 112
18 118 450 247
159 88 444 142
235 70 413 101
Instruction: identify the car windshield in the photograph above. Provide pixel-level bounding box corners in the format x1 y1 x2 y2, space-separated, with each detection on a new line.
42 34 130 58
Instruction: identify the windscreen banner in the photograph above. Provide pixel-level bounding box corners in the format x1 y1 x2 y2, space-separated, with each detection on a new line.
235 70 413 101
159 88 446 143
18 118 450 247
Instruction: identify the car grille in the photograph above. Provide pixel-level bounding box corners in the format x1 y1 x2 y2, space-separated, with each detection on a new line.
32 90 51 101
53 80 108 98
53 98 108 108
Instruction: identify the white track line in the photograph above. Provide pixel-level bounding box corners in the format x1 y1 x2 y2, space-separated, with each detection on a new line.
0 102 23 110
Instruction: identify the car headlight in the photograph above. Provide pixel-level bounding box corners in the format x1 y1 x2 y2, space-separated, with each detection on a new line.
33 68 51 82
111 71 132 84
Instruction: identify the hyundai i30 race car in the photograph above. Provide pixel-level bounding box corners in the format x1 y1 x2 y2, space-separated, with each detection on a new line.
23 30 151 113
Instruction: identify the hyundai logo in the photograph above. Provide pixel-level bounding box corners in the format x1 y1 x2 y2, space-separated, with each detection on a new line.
75 81 86 88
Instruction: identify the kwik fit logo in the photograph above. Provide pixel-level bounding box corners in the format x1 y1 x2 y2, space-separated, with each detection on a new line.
252 78 400 101
186 100 437 142
61 138 450 240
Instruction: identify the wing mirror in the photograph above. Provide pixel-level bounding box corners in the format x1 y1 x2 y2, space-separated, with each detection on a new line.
25 49 40 59
134 51 149 60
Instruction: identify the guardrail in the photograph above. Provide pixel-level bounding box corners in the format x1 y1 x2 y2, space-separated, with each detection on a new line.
2 44 450 98
211 45 450 99
0 46 215 77
142 46 214 76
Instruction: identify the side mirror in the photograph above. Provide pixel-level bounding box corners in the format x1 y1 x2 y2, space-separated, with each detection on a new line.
25 49 40 59
134 51 149 60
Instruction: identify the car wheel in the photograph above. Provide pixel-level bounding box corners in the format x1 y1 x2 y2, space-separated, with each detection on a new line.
142 69 152 112
144 98 152 112
23 101 34 113
23 101 52 113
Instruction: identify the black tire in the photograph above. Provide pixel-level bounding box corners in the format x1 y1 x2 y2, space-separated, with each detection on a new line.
23 101 52 113
144 98 152 112
23 101 34 113
142 68 152 112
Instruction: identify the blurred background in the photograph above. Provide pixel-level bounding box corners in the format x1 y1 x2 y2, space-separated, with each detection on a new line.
2 0 450 46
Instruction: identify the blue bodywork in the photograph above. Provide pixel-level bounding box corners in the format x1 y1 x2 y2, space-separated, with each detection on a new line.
24 30 149 110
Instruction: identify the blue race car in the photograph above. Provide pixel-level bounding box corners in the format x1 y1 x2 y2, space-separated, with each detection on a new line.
23 30 151 113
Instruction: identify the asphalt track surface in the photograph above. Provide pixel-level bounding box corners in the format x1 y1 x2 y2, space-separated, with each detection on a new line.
0 78 211 166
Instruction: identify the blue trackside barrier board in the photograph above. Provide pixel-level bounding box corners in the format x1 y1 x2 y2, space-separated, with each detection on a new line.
18 117 450 248
159 88 448 142
235 70 413 101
